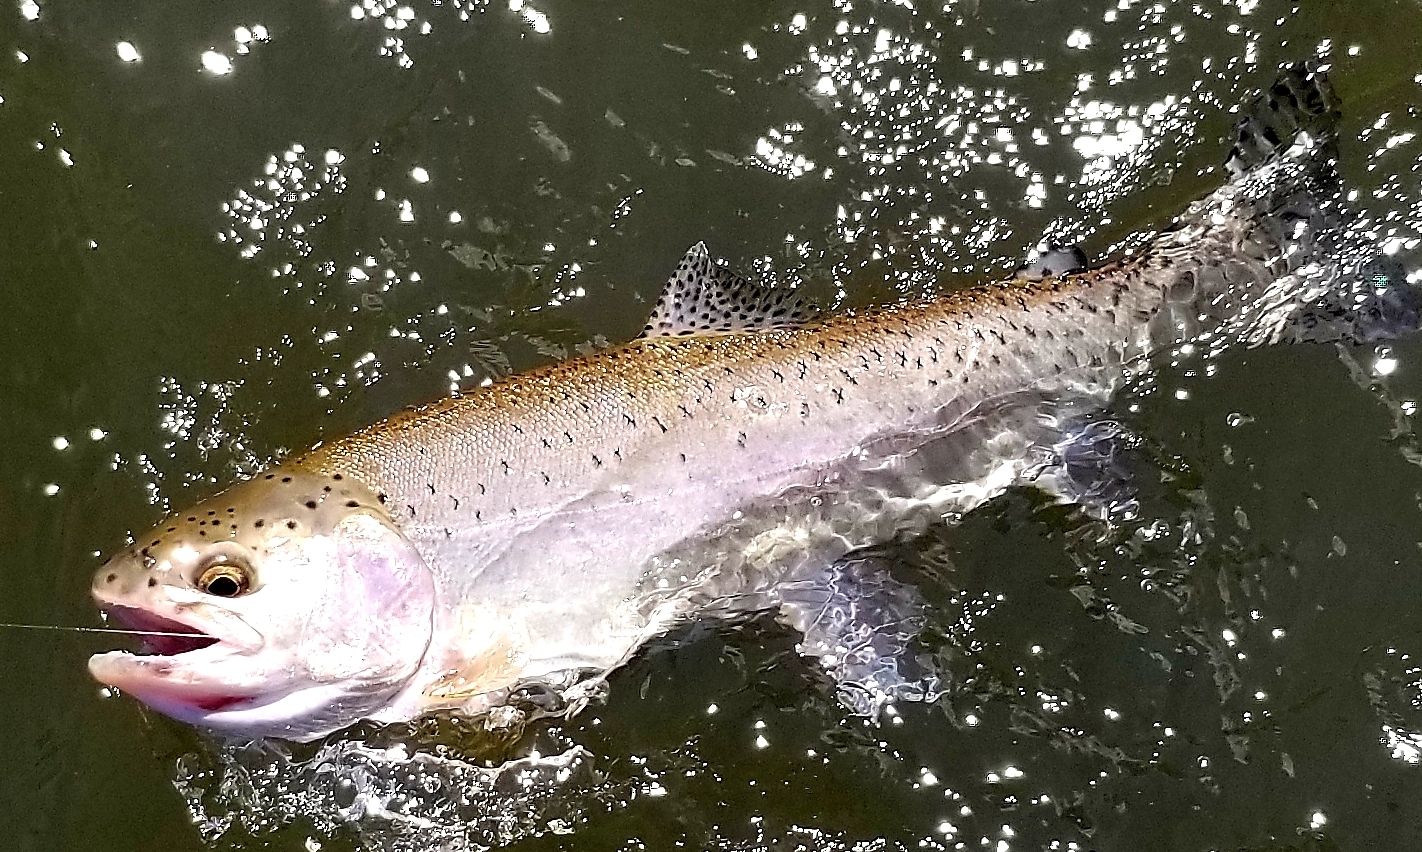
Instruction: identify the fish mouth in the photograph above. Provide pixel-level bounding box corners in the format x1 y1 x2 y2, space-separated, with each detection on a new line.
101 604 222 657
88 598 262 716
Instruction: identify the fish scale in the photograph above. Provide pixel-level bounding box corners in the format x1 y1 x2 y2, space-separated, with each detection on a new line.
87 62 1382 741
290 200 1311 701
298 239 1266 587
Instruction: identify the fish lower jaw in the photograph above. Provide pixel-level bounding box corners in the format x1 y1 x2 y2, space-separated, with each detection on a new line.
88 648 260 715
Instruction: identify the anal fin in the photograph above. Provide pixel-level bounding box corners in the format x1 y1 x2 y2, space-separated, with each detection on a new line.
1031 418 1140 520
1278 256 1422 345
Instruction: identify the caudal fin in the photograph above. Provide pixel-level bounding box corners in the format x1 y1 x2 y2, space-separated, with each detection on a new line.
1223 60 1339 179
1228 63 1422 346
1141 61 1363 351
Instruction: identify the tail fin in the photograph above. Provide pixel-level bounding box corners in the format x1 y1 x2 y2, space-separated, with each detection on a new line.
1141 61 1362 352
1223 60 1339 179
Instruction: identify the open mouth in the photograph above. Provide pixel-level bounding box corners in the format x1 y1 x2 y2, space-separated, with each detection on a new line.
89 601 260 718
102 604 221 657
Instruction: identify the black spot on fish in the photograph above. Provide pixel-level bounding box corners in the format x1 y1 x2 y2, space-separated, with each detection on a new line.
148 578 157 588
282 476 292 483
187 516 197 522
264 474 275 480
304 501 317 510
287 521 297 530
106 573 117 583
322 485 331 493
333 474 343 481
255 520 265 528
345 500 359 508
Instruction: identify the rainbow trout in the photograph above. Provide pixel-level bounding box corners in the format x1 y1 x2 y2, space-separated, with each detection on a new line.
88 64 1399 741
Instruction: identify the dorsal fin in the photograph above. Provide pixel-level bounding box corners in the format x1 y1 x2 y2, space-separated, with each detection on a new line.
640 242 816 338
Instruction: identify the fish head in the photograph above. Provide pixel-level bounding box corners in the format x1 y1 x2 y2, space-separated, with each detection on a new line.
89 467 436 741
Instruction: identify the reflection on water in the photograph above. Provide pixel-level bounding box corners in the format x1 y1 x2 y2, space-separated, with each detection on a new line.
5 0 1422 850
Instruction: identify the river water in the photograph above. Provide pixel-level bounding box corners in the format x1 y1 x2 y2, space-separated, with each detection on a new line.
4 1 1422 850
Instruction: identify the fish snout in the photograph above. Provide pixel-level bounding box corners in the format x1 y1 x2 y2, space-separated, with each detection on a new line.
92 550 151 598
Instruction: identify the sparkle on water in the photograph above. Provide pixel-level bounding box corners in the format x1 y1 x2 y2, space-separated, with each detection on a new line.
7 0 1422 850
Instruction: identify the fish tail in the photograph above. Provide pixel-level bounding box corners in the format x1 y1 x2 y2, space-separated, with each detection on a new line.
1141 60 1384 350
1223 59 1340 180
1218 59 1344 284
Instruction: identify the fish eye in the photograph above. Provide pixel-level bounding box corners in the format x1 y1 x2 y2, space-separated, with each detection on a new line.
196 560 253 598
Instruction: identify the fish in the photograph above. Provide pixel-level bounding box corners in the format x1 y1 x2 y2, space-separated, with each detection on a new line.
88 62 1406 741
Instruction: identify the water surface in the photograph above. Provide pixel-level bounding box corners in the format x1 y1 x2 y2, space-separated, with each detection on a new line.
4 0 1422 850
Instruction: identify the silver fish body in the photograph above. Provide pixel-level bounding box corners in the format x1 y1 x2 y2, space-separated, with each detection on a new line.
90 63 1373 741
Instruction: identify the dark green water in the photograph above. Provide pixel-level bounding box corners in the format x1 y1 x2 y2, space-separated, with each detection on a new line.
5 0 1422 849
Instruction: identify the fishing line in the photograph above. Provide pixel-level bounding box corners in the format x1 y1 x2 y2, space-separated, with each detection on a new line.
0 622 202 638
